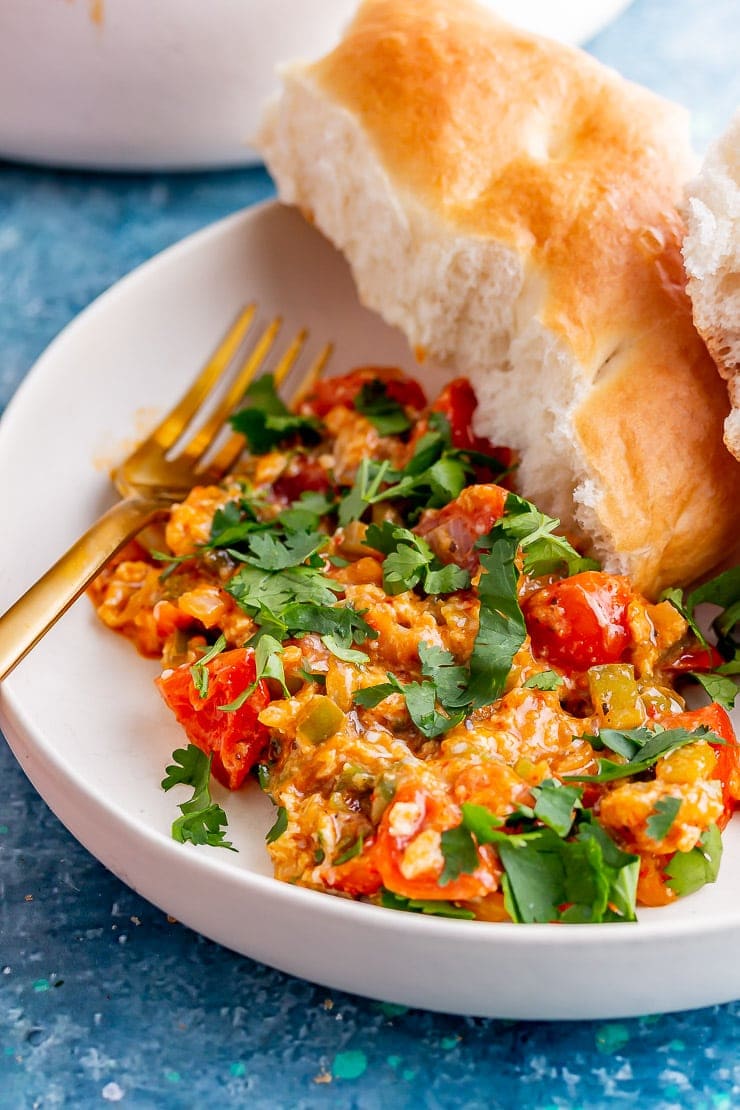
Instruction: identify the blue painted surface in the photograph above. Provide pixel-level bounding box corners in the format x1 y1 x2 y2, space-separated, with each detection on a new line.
1 1 739 1105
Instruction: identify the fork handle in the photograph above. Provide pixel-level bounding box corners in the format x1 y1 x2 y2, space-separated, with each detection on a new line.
0 496 170 681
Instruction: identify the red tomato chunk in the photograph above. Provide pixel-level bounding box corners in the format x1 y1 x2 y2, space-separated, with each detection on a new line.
523 571 632 672
156 648 270 790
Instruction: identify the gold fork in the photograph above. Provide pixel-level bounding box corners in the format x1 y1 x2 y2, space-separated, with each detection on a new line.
0 305 331 680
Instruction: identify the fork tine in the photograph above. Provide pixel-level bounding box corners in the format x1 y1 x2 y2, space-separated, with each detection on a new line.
177 315 283 467
203 326 308 475
148 304 257 452
288 342 333 406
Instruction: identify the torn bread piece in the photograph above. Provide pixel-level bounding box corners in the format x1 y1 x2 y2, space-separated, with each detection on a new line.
258 0 740 597
683 110 740 460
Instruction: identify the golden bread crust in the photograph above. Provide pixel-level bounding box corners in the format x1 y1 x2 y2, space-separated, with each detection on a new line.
305 0 740 595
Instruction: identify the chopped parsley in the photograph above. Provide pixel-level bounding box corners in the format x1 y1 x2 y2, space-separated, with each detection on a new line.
162 745 235 851
523 670 564 691
354 380 412 436
486 492 599 578
265 805 288 844
665 824 722 896
661 567 740 705
380 889 475 919
365 521 470 596
567 725 721 783
646 796 682 842
438 794 638 924
189 634 227 699
229 373 322 453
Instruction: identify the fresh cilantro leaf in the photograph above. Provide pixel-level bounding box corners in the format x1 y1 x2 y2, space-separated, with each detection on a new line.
352 682 400 709
662 568 740 660
381 542 429 594
466 534 526 709
523 670 564 691
206 497 266 550
665 824 723 896
531 780 583 837
660 586 708 646
569 726 718 783
365 521 470 596
243 528 327 570
424 562 470 595
321 634 369 664
230 373 322 454
380 889 475 919
255 762 271 792
424 456 469 504
265 806 288 844
337 458 393 526
151 549 194 581
352 672 464 738
400 679 466 738
334 834 365 866
439 823 479 885
494 492 599 577
297 667 327 685
354 381 412 436
161 744 235 851
419 642 470 710
496 828 571 923
189 634 227 699
459 803 506 842
686 567 740 614
226 564 344 624
646 796 682 842
282 602 376 647
689 671 738 711
498 820 638 924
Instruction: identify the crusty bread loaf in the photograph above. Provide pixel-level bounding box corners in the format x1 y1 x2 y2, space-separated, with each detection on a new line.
683 111 740 460
258 0 740 598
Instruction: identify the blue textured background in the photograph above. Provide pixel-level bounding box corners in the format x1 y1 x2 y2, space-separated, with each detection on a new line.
2 1 740 1106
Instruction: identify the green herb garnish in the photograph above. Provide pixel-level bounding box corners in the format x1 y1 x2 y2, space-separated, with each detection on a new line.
162 744 235 851
229 374 322 453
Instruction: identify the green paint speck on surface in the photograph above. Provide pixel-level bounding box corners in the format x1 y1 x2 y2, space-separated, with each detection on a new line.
164 1070 181 1084
32 979 50 993
663 1085 680 1100
387 1055 401 1070
333 1050 367 1080
229 1062 246 1078
0 825 8 834
402 1069 416 1082
712 1095 731 1108
378 1001 409 1018
595 1023 630 1054
668 1039 686 1052
441 1036 459 1050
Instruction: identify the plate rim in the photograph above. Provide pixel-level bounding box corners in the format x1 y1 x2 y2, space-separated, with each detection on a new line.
2 197 739 1020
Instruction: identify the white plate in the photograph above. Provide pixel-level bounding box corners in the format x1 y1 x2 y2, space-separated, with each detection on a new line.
0 0 633 171
1 201 739 1020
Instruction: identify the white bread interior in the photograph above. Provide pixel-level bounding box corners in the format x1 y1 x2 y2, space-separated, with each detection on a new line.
683 110 740 459
258 0 740 597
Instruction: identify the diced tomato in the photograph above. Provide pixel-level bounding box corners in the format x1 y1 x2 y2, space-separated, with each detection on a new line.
414 484 508 572
660 704 740 827
666 645 725 673
374 783 499 902
299 367 426 419
272 455 332 502
156 647 270 790
431 378 515 473
324 840 383 896
523 571 633 673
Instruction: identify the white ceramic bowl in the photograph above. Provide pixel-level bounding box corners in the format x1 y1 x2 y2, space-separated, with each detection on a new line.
0 0 632 171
